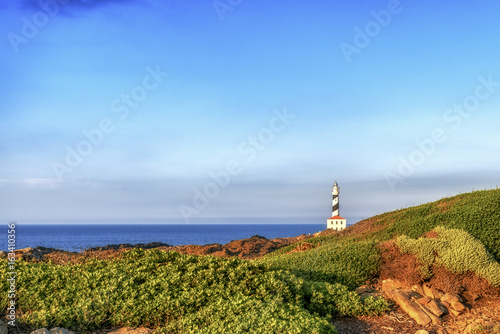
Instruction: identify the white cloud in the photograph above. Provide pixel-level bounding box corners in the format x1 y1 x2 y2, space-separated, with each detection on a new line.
0 178 61 189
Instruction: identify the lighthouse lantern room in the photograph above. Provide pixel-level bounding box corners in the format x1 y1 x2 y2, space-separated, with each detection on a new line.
327 181 347 230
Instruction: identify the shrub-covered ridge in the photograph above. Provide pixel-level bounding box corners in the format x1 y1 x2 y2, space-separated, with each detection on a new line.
261 240 380 290
344 188 500 261
396 226 500 286
0 248 388 333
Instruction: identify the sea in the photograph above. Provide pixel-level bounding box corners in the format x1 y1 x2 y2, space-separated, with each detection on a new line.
1 217 358 252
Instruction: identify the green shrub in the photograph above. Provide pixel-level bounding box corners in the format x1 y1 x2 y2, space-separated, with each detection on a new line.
156 295 337 334
262 240 380 289
0 248 388 333
396 226 500 286
374 189 500 260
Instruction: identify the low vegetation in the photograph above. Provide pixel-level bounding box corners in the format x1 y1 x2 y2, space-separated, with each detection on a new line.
0 248 387 333
349 188 500 261
2 188 499 333
261 240 380 289
396 226 500 286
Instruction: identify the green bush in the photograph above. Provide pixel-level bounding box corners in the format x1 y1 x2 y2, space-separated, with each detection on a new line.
262 240 381 289
156 295 337 334
367 189 500 261
396 226 500 286
0 248 388 333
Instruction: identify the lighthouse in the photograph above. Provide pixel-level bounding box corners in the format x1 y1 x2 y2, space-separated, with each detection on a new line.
327 181 347 230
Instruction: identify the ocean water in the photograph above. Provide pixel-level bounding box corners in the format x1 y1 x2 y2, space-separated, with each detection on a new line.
2 219 330 252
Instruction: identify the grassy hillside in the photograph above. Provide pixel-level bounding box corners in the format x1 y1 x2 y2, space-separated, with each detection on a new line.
275 188 500 257
2 188 498 333
261 240 380 289
354 188 500 260
262 188 500 290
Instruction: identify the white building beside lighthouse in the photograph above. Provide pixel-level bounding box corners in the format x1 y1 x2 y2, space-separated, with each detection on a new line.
327 181 347 230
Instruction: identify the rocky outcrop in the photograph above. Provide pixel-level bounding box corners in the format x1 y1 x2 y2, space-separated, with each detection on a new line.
30 328 75 334
286 242 318 254
0 320 8 334
379 279 469 326
87 242 171 251
374 279 500 333
162 234 312 259
354 285 384 302
32 234 313 264
387 289 434 325
107 327 153 334
11 247 43 261
0 246 64 261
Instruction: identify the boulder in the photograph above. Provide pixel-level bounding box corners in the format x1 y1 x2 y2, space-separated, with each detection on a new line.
425 299 448 317
30 329 50 334
50 327 75 334
440 300 450 308
432 288 444 299
381 279 406 292
412 284 425 296
390 290 432 325
441 292 461 304
15 247 34 253
416 296 431 305
356 285 374 295
30 328 76 334
422 283 444 299
416 302 442 325
0 320 8 334
422 284 435 299
450 301 466 312
13 247 44 261
107 328 153 334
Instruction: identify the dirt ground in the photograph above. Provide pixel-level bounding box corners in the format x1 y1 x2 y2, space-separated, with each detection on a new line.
331 296 500 334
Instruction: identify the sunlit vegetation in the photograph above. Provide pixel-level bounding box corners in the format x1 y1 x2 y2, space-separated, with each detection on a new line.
396 226 500 286
261 240 380 290
353 188 500 260
0 249 387 333
2 188 499 333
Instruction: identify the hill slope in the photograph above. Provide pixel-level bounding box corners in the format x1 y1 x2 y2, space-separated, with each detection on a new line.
342 188 500 260
2 188 499 334
262 188 500 289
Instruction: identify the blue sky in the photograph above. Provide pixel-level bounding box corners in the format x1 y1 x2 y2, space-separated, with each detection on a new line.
1 0 499 223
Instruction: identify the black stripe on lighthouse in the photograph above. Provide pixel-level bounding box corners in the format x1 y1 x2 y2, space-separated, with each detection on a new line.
332 193 339 215
332 202 339 215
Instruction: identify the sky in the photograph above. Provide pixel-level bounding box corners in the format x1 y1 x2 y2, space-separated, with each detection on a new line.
1 0 499 224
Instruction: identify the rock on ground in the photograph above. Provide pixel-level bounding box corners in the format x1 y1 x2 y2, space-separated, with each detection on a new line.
106 328 153 334
0 320 8 334
30 328 75 334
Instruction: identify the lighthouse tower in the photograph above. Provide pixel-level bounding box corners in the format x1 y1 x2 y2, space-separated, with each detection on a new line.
327 181 347 230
